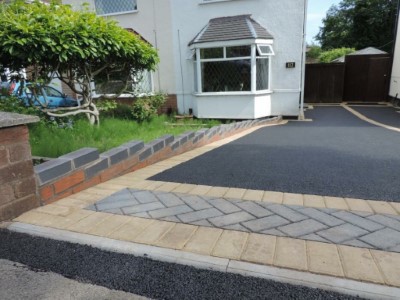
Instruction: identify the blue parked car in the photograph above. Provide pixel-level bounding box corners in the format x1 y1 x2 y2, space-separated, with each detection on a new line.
1 81 79 108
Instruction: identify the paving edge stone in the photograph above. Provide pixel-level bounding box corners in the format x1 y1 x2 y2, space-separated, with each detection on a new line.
7 222 400 300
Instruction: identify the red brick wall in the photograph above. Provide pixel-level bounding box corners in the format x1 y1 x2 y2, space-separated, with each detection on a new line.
0 125 40 221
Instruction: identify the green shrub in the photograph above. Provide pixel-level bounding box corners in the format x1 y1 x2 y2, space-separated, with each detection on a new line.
131 93 166 122
319 48 355 63
0 95 42 117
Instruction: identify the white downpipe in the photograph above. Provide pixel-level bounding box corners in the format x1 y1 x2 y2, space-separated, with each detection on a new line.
299 0 308 120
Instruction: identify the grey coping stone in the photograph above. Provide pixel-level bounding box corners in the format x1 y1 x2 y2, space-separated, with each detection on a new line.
132 190 159 204
149 205 193 219
235 201 272 218
60 148 99 169
332 211 384 232
208 211 255 227
84 158 109 179
367 215 400 231
160 134 174 146
0 112 39 128
156 193 184 207
176 134 188 145
139 146 153 161
121 140 144 156
317 223 369 244
242 215 290 232
223 224 249 232
178 208 223 223
148 139 165 153
278 219 328 237
206 198 241 214
298 207 344 227
267 204 308 222
34 158 72 184
301 233 329 243
342 239 374 249
359 228 400 249
101 147 128 166
122 202 165 215
180 195 213 210
171 141 180 151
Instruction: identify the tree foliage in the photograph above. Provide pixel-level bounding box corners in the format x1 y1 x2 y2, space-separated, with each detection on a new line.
319 47 355 63
315 0 398 52
0 0 159 125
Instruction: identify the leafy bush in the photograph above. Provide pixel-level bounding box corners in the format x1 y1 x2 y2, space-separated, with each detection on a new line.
319 48 355 63
0 95 41 117
307 45 322 60
131 94 166 122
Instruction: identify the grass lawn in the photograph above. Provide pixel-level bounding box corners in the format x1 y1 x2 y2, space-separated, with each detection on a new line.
29 115 221 158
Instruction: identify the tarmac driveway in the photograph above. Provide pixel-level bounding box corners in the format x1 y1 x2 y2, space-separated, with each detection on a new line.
150 106 400 202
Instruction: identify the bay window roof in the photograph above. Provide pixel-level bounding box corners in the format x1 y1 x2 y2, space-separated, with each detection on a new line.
189 14 273 46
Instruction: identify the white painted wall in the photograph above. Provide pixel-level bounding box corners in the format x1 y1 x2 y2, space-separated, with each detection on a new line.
390 16 400 98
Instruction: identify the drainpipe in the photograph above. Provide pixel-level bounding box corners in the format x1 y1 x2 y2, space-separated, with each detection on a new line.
299 0 308 120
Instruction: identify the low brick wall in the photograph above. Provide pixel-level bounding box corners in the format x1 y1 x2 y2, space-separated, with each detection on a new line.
0 112 40 221
35 117 281 205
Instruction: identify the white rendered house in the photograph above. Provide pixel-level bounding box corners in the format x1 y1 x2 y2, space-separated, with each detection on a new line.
62 0 308 119
390 13 400 100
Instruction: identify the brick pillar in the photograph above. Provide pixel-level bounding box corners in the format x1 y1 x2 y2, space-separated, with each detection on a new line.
0 112 40 221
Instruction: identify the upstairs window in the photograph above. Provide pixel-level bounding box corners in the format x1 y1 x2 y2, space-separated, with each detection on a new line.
94 0 137 16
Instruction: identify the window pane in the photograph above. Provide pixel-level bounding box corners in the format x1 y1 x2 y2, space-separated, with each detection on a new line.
257 45 274 56
44 86 63 97
201 60 251 92
95 0 137 15
226 46 251 58
200 48 223 59
256 58 269 90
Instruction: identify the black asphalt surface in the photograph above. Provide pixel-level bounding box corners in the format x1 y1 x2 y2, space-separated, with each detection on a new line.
0 229 362 300
150 107 400 202
350 106 400 129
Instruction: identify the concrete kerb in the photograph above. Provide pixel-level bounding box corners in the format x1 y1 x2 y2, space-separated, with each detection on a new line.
7 222 400 300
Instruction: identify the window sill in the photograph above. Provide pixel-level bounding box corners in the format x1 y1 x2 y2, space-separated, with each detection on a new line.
194 90 272 97
199 0 235 4
97 10 138 17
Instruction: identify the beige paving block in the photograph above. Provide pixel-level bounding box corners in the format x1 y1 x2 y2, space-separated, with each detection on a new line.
241 233 276 265
95 182 127 191
274 237 307 271
303 194 326 208
35 204 76 217
307 241 344 277
242 190 264 201
108 177 134 186
371 250 400 287
68 191 103 201
324 197 349 210
14 211 64 226
184 227 223 255
206 187 230 198
155 182 182 192
134 221 175 244
54 197 90 209
367 200 397 215
345 198 374 213
172 184 197 194
212 230 249 260
128 180 154 190
156 223 197 250
224 188 246 200
390 202 400 215
86 214 131 237
141 180 165 190
262 191 283 204
189 185 212 196
108 217 154 242
283 193 304 206
66 212 111 233
338 245 384 284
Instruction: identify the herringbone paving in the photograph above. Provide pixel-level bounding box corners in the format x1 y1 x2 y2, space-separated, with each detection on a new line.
87 188 400 252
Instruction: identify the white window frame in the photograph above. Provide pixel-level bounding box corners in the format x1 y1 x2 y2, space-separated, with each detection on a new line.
193 40 274 95
94 0 138 17
256 44 275 56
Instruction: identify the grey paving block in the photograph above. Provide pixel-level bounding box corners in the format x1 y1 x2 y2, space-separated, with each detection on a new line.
149 205 193 219
190 219 213 227
86 204 97 211
101 147 129 165
223 224 249 232
129 212 151 218
352 211 374 217
34 158 72 184
122 202 165 215
278 219 328 237
132 190 159 204
359 228 400 250
161 216 181 223
180 195 212 210
267 204 308 222
178 208 223 223
242 215 290 232
301 234 329 243
156 193 184 207
343 239 373 249
235 201 272 218
332 211 384 231
298 208 344 227
84 157 108 179
260 229 286 237
139 146 152 161
207 198 241 214
317 224 369 243
96 199 139 211
208 211 254 227
389 244 400 252
60 147 99 169
121 140 144 156
367 215 400 231
103 208 124 215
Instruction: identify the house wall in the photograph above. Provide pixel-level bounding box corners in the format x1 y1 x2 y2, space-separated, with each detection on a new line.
390 16 400 98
